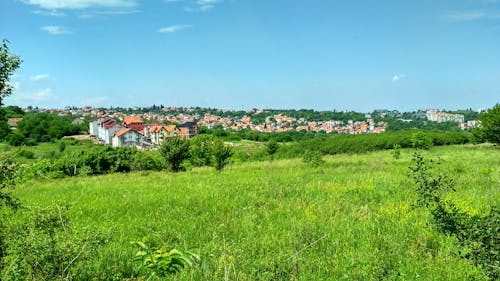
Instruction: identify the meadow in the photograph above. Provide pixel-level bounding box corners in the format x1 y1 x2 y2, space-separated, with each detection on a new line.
5 144 500 280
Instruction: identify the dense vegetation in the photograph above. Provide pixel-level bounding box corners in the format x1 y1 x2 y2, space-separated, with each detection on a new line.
0 145 498 279
6 113 87 146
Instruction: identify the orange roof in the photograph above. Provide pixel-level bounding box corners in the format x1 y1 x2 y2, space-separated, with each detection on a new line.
150 125 177 133
8 118 23 123
114 128 132 137
164 125 177 133
123 115 143 125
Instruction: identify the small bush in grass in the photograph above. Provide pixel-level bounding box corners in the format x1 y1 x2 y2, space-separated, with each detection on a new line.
302 149 324 167
16 147 35 159
160 138 191 172
411 131 433 150
132 241 199 278
391 144 401 159
266 139 279 159
409 153 499 279
213 141 233 171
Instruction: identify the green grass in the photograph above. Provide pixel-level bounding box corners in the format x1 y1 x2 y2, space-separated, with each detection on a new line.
0 139 93 164
11 145 500 280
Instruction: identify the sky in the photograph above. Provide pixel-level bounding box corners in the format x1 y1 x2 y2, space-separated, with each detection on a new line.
1 0 499 112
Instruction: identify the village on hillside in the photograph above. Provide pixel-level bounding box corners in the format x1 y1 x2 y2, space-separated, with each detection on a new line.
89 115 197 149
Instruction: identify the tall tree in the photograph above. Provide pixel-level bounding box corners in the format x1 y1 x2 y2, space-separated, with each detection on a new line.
0 39 22 106
479 104 500 145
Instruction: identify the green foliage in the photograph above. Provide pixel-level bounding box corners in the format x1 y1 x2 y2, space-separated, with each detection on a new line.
411 131 433 150
160 138 190 172
478 104 500 145
409 153 499 279
266 139 279 157
0 108 10 141
131 151 165 171
0 158 19 261
302 149 324 167
0 39 22 106
189 134 217 167
132 241 199 278
1 205 110 280
15 147 35 159
14 113 83 145
213 141 233 171
391 144 401 159
58 141 66 153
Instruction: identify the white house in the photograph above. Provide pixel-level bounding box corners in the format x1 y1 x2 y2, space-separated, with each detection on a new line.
89 117 104 137
112 128 145 148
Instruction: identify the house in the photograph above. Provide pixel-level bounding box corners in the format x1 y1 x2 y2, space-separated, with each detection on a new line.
7 118 22 129
72 118 85 125
112 128 145 148
123 115 145 132
97 118 124 145
149 125 179 145
178 122 198 140
89 117 105 137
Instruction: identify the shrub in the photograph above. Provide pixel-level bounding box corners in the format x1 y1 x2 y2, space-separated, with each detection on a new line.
411 131 433 150
266 140 279 158
160 138 190 172
391 144 401 159
213 141 233 171
189 134 217 167
409 153 499 279
302 149 324 167
1 205 110 280
132 241 199 278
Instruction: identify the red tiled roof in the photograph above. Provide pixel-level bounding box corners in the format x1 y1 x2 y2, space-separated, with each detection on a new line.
123 115 143 125
114 128 131 137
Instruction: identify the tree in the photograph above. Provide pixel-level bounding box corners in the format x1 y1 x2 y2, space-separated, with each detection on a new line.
0 39 22 106
266 139 279 158
189 134 217 167
213 141 233 171
160 138 190 172
478 104 500 145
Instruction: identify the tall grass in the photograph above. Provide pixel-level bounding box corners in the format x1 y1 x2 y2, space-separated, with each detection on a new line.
10 145 499 280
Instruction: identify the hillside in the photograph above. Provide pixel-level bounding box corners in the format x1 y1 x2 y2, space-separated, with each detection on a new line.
9 145 500 280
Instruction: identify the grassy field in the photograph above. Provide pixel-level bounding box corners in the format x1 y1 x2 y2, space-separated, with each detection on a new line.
10 145 500 280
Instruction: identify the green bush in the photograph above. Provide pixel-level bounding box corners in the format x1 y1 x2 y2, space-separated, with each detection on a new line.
409 153 499 279
160 138 190 172
132 241 199 278
302 149 324 167
1 205 110 280
213 141 233 171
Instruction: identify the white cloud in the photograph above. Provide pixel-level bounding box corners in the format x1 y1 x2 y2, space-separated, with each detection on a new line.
30 74 50 81
82 96 109 106
32 9 65 16
40 25 73 35
444 10 500 21
20 88 57 104
22 0 137 10
392 74 406 82
181 0 223 12
157 24 192 33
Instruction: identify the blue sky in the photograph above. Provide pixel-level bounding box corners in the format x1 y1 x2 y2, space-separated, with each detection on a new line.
1 0 499 111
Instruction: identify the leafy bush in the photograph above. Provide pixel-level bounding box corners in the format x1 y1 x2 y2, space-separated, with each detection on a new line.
477 103 500 145
189 134 217 167
1 205 110 280
15 147 35 159
213 141 233 171
132 241 199 279
132 152 165 171
160 138 190 172
409 153 499 279
302 149 324 167
391 144 401 159
411 131 433 150
266 139 279 158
